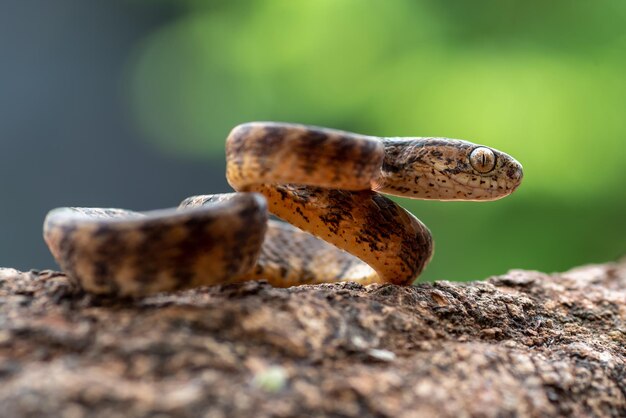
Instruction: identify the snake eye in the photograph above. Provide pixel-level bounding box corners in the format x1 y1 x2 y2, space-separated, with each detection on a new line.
469 147 496 174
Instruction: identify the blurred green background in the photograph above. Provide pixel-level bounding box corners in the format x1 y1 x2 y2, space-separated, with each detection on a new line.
1 0 624 281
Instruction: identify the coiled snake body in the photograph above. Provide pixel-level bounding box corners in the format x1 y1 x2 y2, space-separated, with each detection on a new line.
44 122 523 297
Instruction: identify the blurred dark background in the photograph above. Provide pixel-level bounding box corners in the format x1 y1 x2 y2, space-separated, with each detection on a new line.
1 0 624 282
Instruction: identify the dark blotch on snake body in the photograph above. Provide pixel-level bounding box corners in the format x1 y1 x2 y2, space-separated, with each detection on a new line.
295 129 329 175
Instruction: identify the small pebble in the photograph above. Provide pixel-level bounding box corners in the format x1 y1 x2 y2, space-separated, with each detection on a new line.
367 348 396 362
252 366 288 393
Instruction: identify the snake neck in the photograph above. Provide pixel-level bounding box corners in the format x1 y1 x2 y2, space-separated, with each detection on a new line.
371 137 432 197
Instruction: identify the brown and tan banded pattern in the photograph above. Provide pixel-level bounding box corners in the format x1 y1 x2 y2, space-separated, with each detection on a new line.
44 122 523 297
44 194 267 296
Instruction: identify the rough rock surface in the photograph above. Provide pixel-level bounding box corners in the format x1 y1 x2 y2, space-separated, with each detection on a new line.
0 260 624 417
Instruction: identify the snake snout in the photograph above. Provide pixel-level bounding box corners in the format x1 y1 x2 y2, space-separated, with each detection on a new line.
504 158 524 188
510 166 523 181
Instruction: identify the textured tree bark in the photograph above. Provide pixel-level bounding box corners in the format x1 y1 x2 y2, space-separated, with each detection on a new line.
0 260 624 417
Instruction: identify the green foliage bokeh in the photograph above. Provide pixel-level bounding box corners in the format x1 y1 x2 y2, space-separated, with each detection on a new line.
127 0 626 281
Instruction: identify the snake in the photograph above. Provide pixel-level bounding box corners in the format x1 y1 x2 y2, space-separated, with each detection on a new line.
43 122 523 297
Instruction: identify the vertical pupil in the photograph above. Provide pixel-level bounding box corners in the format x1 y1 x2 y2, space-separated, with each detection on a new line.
470 148 496 173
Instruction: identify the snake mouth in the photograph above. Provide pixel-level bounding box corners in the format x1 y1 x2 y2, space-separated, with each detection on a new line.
435 168 520 201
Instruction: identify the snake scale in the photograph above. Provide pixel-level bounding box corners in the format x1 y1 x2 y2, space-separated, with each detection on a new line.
44 122 523 297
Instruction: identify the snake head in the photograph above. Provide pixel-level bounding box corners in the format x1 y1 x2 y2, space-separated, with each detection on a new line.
376 138 523 201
